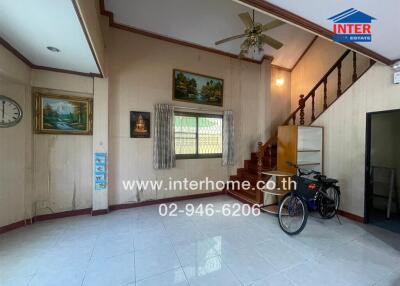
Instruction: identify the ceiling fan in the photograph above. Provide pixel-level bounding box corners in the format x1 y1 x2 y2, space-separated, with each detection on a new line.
215 10 285 57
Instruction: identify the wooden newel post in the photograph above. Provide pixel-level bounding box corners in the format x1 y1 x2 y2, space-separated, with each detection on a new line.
299 94 305 125
257 142 263 179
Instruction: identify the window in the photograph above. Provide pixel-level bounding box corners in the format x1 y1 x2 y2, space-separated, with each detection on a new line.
175 112 223 159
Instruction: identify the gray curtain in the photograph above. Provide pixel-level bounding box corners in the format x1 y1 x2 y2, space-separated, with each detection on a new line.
222 110 235 166
153 104 176 169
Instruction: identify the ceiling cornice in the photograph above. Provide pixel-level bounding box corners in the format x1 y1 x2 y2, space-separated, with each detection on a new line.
0 35 102 78
236 0 393 66
99 0 278 66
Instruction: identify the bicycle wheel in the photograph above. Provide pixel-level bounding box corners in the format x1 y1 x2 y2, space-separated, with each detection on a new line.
278 193 308 235
318 186 340 219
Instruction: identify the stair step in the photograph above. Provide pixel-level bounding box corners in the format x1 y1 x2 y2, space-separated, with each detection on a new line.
250 153 277 163
250 147 277 159
245 159 276 169
227 189 258 205
244 162 275 175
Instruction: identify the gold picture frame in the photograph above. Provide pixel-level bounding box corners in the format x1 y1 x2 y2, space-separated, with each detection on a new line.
173 69 224 107
33 90 93 135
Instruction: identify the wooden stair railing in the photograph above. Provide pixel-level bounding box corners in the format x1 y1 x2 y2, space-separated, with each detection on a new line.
283 50 376 126
228 49 376 205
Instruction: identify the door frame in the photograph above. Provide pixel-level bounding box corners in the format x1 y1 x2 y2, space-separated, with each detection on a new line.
364 108 400 223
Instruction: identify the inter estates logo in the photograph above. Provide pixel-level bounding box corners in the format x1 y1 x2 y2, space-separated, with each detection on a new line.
328 8 376 42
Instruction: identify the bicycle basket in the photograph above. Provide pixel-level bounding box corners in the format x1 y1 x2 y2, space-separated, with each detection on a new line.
294 176 320 199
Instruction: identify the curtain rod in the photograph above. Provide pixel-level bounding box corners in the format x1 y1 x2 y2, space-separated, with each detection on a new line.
172 105 224 114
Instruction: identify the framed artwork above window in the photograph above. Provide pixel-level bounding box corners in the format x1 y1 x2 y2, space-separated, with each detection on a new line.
173 69 223 107
174 111 223 159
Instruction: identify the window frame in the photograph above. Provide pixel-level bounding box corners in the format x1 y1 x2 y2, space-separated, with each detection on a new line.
174 111 223 160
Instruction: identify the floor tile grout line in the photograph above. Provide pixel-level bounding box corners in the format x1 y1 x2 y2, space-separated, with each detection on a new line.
219 254 246 286
161 216 191 286
80 236 96 286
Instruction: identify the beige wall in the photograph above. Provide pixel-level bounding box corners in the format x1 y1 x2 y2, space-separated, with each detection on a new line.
0 45 32 227
1 29 284 226
313 64 400 217
0 20 305 227
0 58 102 227
31 70 94 216
106 29 279 205
0 79 32 227
271 67 291 132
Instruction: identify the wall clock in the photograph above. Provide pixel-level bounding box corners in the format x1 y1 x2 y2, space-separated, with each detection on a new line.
0 95 23 128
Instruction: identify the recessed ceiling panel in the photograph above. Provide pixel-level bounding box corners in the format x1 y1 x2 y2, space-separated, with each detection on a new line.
0 0 99 74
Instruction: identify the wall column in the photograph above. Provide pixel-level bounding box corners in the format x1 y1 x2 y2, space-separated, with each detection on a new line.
92 77 109 213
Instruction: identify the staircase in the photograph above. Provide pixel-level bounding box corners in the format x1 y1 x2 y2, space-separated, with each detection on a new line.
227 50 376 205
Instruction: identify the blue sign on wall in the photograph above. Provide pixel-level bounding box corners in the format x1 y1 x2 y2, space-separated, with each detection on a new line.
94 153 107 191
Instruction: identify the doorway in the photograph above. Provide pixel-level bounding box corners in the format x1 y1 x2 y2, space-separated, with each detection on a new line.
365 109 400 233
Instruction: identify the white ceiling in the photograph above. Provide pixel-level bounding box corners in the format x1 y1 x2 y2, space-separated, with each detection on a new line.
0 0 99 74
258 0 400 62
104 0 316 69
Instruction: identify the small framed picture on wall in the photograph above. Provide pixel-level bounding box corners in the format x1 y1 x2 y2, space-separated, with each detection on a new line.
130 111 150 138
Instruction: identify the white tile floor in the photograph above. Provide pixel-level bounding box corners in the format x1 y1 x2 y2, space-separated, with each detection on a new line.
1 195 400 286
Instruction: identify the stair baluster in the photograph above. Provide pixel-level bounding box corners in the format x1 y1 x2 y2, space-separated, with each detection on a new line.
323 78 328 110
311 91 316 122
299 94 305 125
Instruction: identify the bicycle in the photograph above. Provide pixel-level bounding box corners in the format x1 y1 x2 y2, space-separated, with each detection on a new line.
278 162 341 235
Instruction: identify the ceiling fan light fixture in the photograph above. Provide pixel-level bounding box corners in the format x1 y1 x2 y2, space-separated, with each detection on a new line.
47 46 61 53
215 10 285 59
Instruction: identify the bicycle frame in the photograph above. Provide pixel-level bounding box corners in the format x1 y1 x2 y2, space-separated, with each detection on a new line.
289 163 340 213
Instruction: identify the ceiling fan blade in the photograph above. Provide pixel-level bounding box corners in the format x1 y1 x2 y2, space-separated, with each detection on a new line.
215 34 247 45
261 34 284 50
262 19 285 31
239 12 253 28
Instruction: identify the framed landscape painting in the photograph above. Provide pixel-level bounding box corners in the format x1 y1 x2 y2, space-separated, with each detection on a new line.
173 69 223 106
34 91 93 135
130 111 150 138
